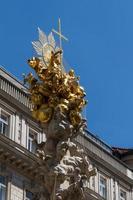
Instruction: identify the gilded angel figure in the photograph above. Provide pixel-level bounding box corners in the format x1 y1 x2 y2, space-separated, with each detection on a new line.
32 28 60 68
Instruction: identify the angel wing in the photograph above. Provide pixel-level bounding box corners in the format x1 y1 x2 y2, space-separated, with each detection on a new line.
48 32 55 49
32 41 42 56
32 28 56 56
31 28 61 69
38 27 47 45
32 28 48 56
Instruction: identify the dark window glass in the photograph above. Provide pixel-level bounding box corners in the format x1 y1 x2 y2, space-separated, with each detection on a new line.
0 176 6 200
0 112 9 136
26 190 33 200
28 131 37 153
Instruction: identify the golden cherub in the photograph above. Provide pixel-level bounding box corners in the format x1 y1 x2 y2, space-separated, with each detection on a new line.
26 28 87 127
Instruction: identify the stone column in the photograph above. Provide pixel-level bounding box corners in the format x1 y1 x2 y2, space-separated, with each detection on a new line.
10 114 16 141
15 114 20 143
95 170 99 194
110 178 114 200
21 118 27 147
115 180 119 200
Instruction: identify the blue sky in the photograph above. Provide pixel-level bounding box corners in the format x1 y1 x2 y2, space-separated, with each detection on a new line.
0 0 133 147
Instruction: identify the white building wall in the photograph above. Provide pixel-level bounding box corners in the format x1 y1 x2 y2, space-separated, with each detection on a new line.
15 114 20 144
11 184 23 200
10 114 16 141
110 178 114 200
26 124 29 149
115 180 119 200
95 170 99 194
21 118 27 147
11 172 24 200
131 188 133 200
107 177 111 200
9 171 34 200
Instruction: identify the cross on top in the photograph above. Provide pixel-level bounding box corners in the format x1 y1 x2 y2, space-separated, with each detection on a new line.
52 18 68 49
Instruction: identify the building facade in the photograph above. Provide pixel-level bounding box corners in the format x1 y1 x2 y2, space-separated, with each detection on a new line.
0 66 133 200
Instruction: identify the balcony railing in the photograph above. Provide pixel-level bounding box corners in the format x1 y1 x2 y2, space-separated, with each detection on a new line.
0 75 31 109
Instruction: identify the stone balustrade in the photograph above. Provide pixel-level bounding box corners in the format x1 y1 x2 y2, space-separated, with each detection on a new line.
0 68 32 109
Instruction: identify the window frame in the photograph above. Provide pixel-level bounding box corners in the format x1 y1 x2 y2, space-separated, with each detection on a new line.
25 189 33 200
0 109 10 137
99 174 107 199
27 128 37 153
119 188 127 200
0 175 7 200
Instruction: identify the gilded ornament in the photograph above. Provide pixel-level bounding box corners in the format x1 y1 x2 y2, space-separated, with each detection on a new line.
69 110 82 127
26 27 87 126
38 104 53 123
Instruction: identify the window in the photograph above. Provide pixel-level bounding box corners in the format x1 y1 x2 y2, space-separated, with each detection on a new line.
0 176 6 200
99 176 107 199
0 112 9 136
25 190 33 200
28 130 37 153
120 189 127 200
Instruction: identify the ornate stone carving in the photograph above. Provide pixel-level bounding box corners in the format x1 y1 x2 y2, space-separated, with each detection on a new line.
25 23 96 200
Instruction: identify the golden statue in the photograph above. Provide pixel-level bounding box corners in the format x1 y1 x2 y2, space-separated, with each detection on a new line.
25 22 87 127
